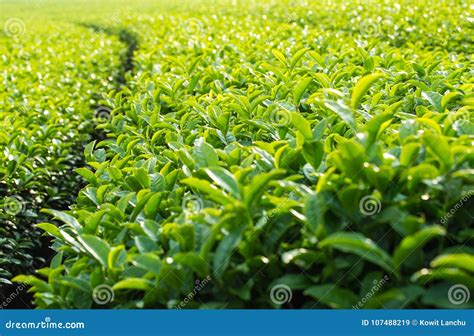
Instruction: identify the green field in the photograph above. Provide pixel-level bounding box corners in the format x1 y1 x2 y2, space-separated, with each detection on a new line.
0 0 473 309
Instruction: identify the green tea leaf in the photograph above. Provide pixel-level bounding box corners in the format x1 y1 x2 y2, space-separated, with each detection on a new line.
77 235 110 267
291 112 313 140
351 73 384 109
205 167 240 199
293 77 312 106
422 132 452 170
113 278 153 291
325 100 355 128
194 139 219 168
302 140 324 170
393 226 446 269
422 91 443 112
304 284 358 308
132 253 162 275
430 254 474 273
42 209 82 231
319 232 394 274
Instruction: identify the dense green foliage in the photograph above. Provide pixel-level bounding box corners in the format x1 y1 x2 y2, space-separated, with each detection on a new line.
1 0 473 309
0 15 122 286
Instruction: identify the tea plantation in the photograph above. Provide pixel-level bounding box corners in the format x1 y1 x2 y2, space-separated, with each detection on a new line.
1 0 473 309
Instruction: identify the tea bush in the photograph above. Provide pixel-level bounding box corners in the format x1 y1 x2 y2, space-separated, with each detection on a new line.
4 0 474 309
0 16 122 288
